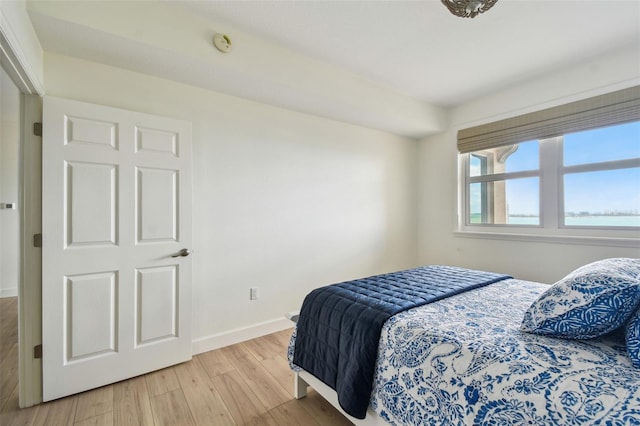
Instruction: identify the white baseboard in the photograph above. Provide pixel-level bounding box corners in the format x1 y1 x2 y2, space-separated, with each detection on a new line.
192 317 294 355
0 287 18 298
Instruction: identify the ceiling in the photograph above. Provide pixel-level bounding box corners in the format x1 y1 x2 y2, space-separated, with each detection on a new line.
27 0 640 138
178 0 640 106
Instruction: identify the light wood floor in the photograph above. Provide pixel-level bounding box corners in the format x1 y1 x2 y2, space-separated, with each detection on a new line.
0 297 353 425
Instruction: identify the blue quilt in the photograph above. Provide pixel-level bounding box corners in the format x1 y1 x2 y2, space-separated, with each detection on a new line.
291 265 511 419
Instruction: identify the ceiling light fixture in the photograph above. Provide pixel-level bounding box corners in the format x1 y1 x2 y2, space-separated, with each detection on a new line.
441 0 498 18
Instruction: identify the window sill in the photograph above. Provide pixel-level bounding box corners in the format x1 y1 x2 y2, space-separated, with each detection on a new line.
454 229 640 248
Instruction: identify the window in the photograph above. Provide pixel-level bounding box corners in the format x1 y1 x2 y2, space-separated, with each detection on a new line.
458 86 640 241
468 140 540 225
562 122 640 228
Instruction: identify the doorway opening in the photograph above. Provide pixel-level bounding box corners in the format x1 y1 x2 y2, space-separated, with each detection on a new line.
0 65 22 411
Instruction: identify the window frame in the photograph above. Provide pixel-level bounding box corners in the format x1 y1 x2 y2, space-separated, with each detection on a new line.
458 133 640 245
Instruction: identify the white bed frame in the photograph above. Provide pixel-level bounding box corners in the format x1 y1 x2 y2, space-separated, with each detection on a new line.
293 366 388 425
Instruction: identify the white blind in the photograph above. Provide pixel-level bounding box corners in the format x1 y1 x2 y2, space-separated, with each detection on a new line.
457 86 640 153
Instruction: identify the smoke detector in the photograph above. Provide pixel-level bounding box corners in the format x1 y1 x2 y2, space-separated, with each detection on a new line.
213 33 232 53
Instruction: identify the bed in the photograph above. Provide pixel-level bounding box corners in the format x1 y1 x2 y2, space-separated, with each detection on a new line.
287 260 640 425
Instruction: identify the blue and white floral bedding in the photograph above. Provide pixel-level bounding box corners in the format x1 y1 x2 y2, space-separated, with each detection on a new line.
370 279 640 425
290 278 640 424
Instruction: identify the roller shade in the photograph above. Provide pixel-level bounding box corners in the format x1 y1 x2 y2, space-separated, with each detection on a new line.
457 86 640 153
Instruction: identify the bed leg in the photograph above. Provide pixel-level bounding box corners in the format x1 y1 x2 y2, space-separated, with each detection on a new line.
294 372 308 399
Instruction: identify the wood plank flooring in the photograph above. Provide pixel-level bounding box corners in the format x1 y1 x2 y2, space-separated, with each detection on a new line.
0 297 353 425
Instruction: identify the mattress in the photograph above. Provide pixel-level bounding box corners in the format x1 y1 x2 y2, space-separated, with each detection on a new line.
289 278 640 425
292 265 511 418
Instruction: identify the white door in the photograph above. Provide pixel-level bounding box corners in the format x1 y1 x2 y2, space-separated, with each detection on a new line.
42 96 192 401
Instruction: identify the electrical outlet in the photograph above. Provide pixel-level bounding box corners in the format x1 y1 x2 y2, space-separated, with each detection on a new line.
250 287 259 300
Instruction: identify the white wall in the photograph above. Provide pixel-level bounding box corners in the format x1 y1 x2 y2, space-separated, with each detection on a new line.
42 52 419 349
418 47 640 284
0 66 20 297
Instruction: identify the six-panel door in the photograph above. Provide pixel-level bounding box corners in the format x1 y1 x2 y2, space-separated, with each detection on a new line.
42 96 192 401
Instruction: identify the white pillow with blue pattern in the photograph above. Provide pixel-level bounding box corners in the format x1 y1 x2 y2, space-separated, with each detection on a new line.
521 258 640 340
626 307 640 368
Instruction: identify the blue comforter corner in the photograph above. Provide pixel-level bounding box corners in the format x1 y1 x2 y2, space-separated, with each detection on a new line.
292 265 511 419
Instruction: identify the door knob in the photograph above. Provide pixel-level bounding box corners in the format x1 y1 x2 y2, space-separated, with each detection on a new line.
171 248 191 257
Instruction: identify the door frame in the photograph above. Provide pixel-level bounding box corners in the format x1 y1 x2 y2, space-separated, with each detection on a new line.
19 94 42 408
1 12 45 407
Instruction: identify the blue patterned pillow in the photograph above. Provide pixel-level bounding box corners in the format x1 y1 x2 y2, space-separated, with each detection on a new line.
626 307 640 368
521 258 640 339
